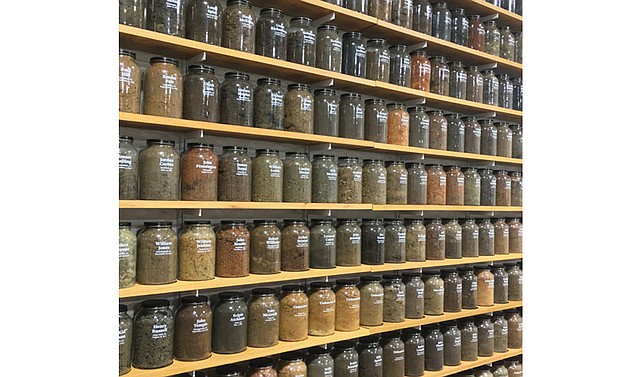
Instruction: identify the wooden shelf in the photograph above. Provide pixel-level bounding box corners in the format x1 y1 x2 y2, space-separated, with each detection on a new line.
119 200 372 210
371 205 522 212
119 25 522 123
423 348 523 377
444 0 523 31
120 254 521 298
123 302 522 377
120 113 523 166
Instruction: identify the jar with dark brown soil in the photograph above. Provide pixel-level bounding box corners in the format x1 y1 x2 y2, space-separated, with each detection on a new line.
505 310 523 349
389 45 412 87
441 268 462 312
307 347 334 377
479 169 497 206
286 17 316 66
357 335 382 377
137 222 178 285
332 341 359 377
254 78 285 130
178 221 216 281
382 275 406 322
461 219 479 257
408 106 429 148
493 218 509 255
492 312 508 353
448 62 467 100
336 219 362 266
221 0 255 53
441 321 461 366
476 315 495 357
339 93 365 139
425 219 445 260
475 266 495 307
119 222 137 289
444 219 462 259
429 56 449 95
119 50 141 114
132 299 174 369
250 220 281 274
406 163 427 205
366 38 390 82
463 117 482 154
468 15 485 51
446 113 465 152
246 358 278 377
255 8 286 60
386 161 408 205
283 152 312 203
144 57 183 118
362 219 386 265
316 25 342 72
119 304 132 375
335 279 361 331
220 72 254 126
358 276 384 326
362 160 387 204
308 282 336 336
285 83 314 133
458 266 477 309
445 166 465 206
278 352 308 377
480 119 498 156
139 139 180 200
381 332 405 377
402 328 424 376
338 157 362 204
279 285 309 341
185 0 223 45
218 146 251 201
312 155 338 203
252 149 283 202
464 168 481 206
402 272 424 319
146 0 184 36
426 165 446 205
119 0 144 27
410 50 431 92
405 219 426 262
505 263 522 301
386 103 409 145
182 65 220 122
422 270 444 315
428 111 448 150
478 218 495 256
247 288 279 348
215 221 250 278
310 220 337 268
423 324 444 371
174 295 212 361
119 136 139 200
508 218 522 254
315 88 340 136
458 319 478 361
492 264 509 304
281 220 310 271
510 172 522 206
181 143 218 201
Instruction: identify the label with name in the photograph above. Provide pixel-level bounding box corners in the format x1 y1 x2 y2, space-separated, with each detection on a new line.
471 332 478 342
271 23 287 38
269 163 282 178
416 344 424 356
206 5 219 20
434 287 444 295
454 230 462 241
416 287 424 299
399 173 408 185
438 233 446 241
373 355 383 367
377 173 386 184
472 128 482 137
327 168 338 181
470 281 478 291
371 292 384 305
355 106 364 120
119 67 134 85
355 45 366 59
154 241 172 256
240 14 254 29
331 39 342 52
419 175 428 185
303 30 316 44
457 177 465 186
233 238 247 251
151 324 169 339
518 228 523 237
398 231 406 243
327 102 339 115
471 230 479 239
487 328 494 338
266 236 280 250
196 239 212 253
235 162 249 176
502 276 509 286
350 233 361 244
456 283 462 293
454 336 461 346
165 0 179 8
119 243 130 258
323 367 333 377
324 234 336 247
485 279 494 288
119 327 128 345
119 155 133 170
297 235 309 248
196 159 216 175
378 110 388 124
376 234 385 244
293 304 308 317
192 318 209 334
501 326 508 336
237 87 252 102
439 175 446 186
298 166 310 180
160 157 175 172
436 340 444 351
417 233 426 242
396 291 405 302
271 92 284 107
353 171 362 182
503 228 509 236
302 97 313 111
263 309 278 322
379 51 390 65
347 361 358 372
231 312 245 326
159 74 178 91
202 80 216 97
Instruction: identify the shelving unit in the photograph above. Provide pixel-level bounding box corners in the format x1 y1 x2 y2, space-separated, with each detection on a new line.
422 348 523 377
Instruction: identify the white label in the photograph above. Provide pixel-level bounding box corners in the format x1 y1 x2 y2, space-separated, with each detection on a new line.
416 344 424 356
297 235 309 248
371 292 384 305
159 74 178 91
206 5 219 20
439 175 446 186
302 97 313 111
347 361 358 373
456 71 467 82
485 279 494 288
151 324 168 339
196 160 216 175
231 312 245 326
378 110 388 123
456 283 462 294
240 14 254 29
454 336 461 346
324 234 336 247
322 300 336 313
491 128 498 138
417 64 431 76
266 236 280 250
154 241 172 256
165 0 179 8
346 296 361 302
355 106 364 120
518 228 523 237
324 367 333 377
394 355 405 362
192 318 209 334
500 326 508 336
327 168 338 181
119 67 134 85
327 102 339 115
233 238 247 251
355 45 366 59
473 128 482 137
303 31 316 44
517 323 523 331
237 87 252 102
490 181 497 189
470 281 478 291
263 309 278 322
379 51 390 64
398 231 406 243
293 304 308 317
399 173 408 185
350 233 361 244
502 277 509 286
438 233 446 241
457 177 465 186
471 332 478 342
373 355 383 367
487 328 494 338
433 287 444 295
196 239 212 253
119 327 128 345
119 243 130 258
396 291 405 302
455 230 462 241
271 23 287 38
353 171 362 182
416 287 424 299
503 228 509 236
202 80 216 97
331 39 342 52
417 233 426 242
269 163 282 178
377 172 386 184
436 340 444 351
518 276 523 285
504 180 512 189
298 166 311 180
376 234 385 244
419 175 427 185
404 0 413 6
471 230 479 239
119 155 133 170
160 157 175 172
235 162 249 176
271 92 284 107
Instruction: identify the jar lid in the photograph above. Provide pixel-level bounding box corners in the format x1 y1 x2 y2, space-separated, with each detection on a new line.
224 71 250 80
312 219 334 225
317 24 338 31
364 98 385 105
342 31 363 39
284 219 306 224
281 285 304 292
492 263 505 269
440 268 458 274
361 218 383 222
287 83 310 91
381 330 401 339
285 151 307 157
452 7 465 13
407 106 426 112
119 135 133 142
447 112 462 118
401 327 422 334
146 139 175 146
259 7 283 16
468 14 480 19
441 320 458 328
335 279 358 286
473 264 492 270
223 145 248 152
187 142 214 149
462 116 477 121
143 221 173 228
251 288 276 296
481 69 495 75
215 364 242 377
253 219 277 225
119 221 131 227
310 281 333 289
401 271 421 279
385 161 405 167
338 156 359 163
456 266 474 271
188 64 215 75
314 88 336 96
427 110 444 115
180 295 209 305
424 323 440 330
411 50 427 56
367 38 386 45
313 154 335 159
257 77 281 86
141 299 170 308
359 275 381 282
423 269 440 275
280 351 304 361
386 103 405 108
218 291 244 300
503 262 517 268
290 16 313 23
389 44 407 50
382 274 401 281
492 311 504 317
338 218 360 223
428 56 446 62
184 220 211 225
308 346 332 355
362 159 383 164
227 0 250 5
249 357 274 368
256 148 279 155
150 56 179 66
340 93 361 99
384 217 404 222
466 65 479 71
448 61 464 68
220 220 246 225
333 340 356 350
119 304 128 313
119 49 136 59
358 335 380 343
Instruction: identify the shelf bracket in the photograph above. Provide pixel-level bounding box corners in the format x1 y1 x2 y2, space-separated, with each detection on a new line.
307 143 333 152
187 52 208 66
480 13 499 22
313 12 336 26
478 62 498 70
403 98 426 107
309 78 335 91
184 129 207 140
407 41 427 53
474 111 497 119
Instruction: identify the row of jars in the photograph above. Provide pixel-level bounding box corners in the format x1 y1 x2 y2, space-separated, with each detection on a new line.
119 217 522 287
119 1 522 66
119 138 523 204
119 275 522 373
485 0 522 15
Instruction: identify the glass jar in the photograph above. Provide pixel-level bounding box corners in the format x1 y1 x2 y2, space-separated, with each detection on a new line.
132 299 174 368
431 2 451 41
215 220 250 277
448 61 467 100
508 218 522 253
382 275 406 322
496 122 513 158
410 50 431 92
479 121 498 158
510 124 523 158
468 15 485 51
218 146 251 201
464 168 481 206
185 0 222 45
492 312 508 353
441 321 462 366
120 0 145 27
358 276 384 326
344 0 367 13
428 111 448 150
255 8 287 59
442 268 462 312
405 219 426 261
497 74 514 109
287 17 316 66
381 332 405 377
247 358 278 377
482 70 499 106
389 46 411 87
310 220 337 268
335 279 361 331
332 341 359 377
281 220 310 271
307 347 334 377
144 57 183 118
217 364 243 377
407 163 427 205
445 166 465 206
314 89 340 136
382 219 405 264
474 366 493 377
279 285 309 341
308 282 336 336
402 328 424 376
459 319 478 361
139 139 180 200
466 65 484 103
499 26 515 61
342 32 366 77
364 99 388 143
446 113 465 152
387 103 410 145
386 162 408 205
338 157 362 204
429 56 449 96
361 218 386 265
461 218 479 257
458 266 478 309
357 335 383 377
478 218 495 256
278 352 308 377
137 222 177 284
408 106 430 148
493 218 509 254
476 315 495 357
146 0 184 36
119 304 132 375
181 143 218 201
316 25 343 72
178 221 216 281
283 152 312 203
463 117 481 154
174 295 212 361
254 78 285 130
221 0 255 53
514 31 522 63
505 310 523 348
444 219 463 259
247 288 279 347
475 266 495 306
451 8 469 46
252 149 283 202
336 219 362 266
423 325 444 371
426 165 446 205
495 170 512 206
512 78 523 111
312 154 338 203
369 0 392 20
119 50 141 114
362 160 387 204
250 220 281 274
391 0 414 27
339 93 365 139
425 218 445 260
492 264 509 303
479 168 496 206
506 263 523 301
423 270 444 315
183 65 220 122
412 0 432 34
366 39 390 82
119 136 139 200
505 358 523 376
284 83 314 133
484 21 501 56
220 72 253 126
119 222 137 289
492 363 509 377
402 272 424 319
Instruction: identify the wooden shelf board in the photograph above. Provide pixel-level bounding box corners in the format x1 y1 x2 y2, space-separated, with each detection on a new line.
368 254 522 272
423 348 523 377
119 200 373 210
445 0 522 31
373 142 522 165
372 205 522 212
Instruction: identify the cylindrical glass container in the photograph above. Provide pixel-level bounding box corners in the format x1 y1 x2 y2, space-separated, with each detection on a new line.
423 270 444 315
119 222 137 289
408 106 430 148
174 295 212 361
508 217 523 254
497 74 514 109
366 38 390 82
361 218 386 265
495 170 512 206
426 219 445 260
484 21 500 56
335 279 361 331
255 7 287 59
493 218 509 255
492 312 508 353
428 111 448 150
144 57 183 118
412 0 432 34
310 220 337 268
446 113 465 152
514 31 522 63
405 219 426 261
283 152 312 203
461 218 479 257
281 220 310 272
132 299 174 368
221 0 255 53
442 268 462 312
315 89 340 136
431 2 451 41
312 154 338 203
183 64 220 122
384 219 407 263
279 285 309 341
146 0 184 36
482 70 499 106
247 288 279 347
392 0 414 28
219 72 253 126
478 218 495 256
429 56 449 96
426 164 446 205
308 282 337 336
505 310 523 349
450 8 469 46
338 157 362 204
178 221 216 281
476 315 494 357
475 266 495 306
307 347 334 377
510 124 523 158
358 276 384 326
386 161 408 205
464 168 481 206
252 149 283 202
339 93 365 139
287 17 316 66
119 50 141 114
369 0 392 20
336 219 362 266
499 26 515 61
362 160 387 204
316 25 343 72
445 166 465 205
364 99 388 143
139 139 180 200
181 143 218 201
137 222 177 284
246 358 278 377
382 275 406 322
185 0 222 45
389 46 412 87
215 220 250 278
387 103 410 145
402 328 425 376
332 341 359 377
458 266 478 309
492 264 509 304
278 352 308 377
506 263 523 301
253 78 285 130
342 32 367 77
120 0 145 27
441 321 462 366
119 304 133 375
468 15 485 51
402 272 424 319
505 358 523 377
496 122 513 158
466 65 484 103
119 136 139 200
463 117 481 154
250 220 281 274
218 146 251 201
444 218 462 260
423 325 444 371
407 163 427 205
357 335 383 377
459 319 478 361
479 168 497 205
448 61 467 100
410 50 431 92
284 83 314 133
381 332 405 377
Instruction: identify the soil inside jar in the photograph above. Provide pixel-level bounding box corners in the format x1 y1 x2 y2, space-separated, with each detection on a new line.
338 159 362 204
137 225 178 285
174 301 212 361
335 284 361 331
215 224 250 278
119 226 137 288
386 163 408 205
132 307 174 368
250 222 281 274
279 291 309 341
281 222 310 271
308 288 336 336
178 223 216 281
247 292 279 348
383 282 406 322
